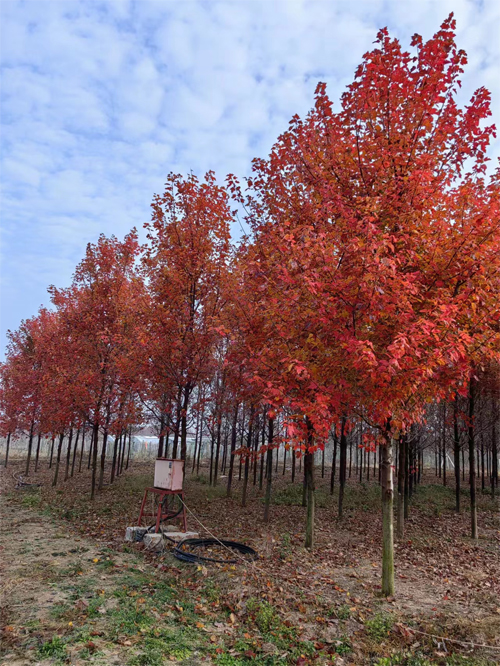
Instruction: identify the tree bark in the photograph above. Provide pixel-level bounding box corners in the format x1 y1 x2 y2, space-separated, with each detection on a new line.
70 429 80 477
34 433 42 472
304 418 315 549
330 426 337 495
98 427 109 491
453 394 461 512
263 417 274 523
381 437 395 596
4 432 11 467
242 407 254 507
226 403 239 497
25 420 35 476
468 376 478 540
338 417 347 519
49 436 55 468
91 424 99 500
78 428 86 473
64 428 74 481
110 434 120 484
397 435 406 539
52 433 64 487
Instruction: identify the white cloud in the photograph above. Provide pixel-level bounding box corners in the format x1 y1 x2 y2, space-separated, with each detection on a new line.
1 0 499 351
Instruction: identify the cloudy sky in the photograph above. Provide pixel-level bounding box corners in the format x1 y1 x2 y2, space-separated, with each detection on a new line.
1 0 499 354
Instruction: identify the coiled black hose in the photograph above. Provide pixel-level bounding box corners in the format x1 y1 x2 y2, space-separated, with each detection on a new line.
173 538 257 564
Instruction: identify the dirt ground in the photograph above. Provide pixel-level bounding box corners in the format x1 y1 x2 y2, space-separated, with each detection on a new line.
1 459 499 665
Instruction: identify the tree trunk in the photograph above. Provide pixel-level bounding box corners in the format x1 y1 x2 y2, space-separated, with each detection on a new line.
453 395 461 512
4 432 11 467
192 409 200 473
64 428 74 481
78 428 86 473
226 403 239 497
304 418 315 549
125 428 132 470
209 429 215 485
338 417 347 519
98 427 109 490
25 420 35 476
397 435 406 539
242 407 254 507
291 449 296 483
263 417 274 523
49 436 55 468
492 419 497 498
71 429 80 477
213 414 222 486
52 433 64 487
180 385 190 461
381 437 395 597
442 404 447 487
468 376 478 540
91 423 99 500
34 433 42 472
110 434 120 484
330 426 337 494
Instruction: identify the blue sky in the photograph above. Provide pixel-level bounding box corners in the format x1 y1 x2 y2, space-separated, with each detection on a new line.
1 0 499 355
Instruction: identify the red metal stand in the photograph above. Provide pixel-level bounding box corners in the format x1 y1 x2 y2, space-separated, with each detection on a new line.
137 487 187 533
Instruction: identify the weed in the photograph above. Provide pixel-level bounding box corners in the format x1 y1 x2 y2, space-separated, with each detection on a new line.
107 599 155 637
366 612 394 640
247 599 280 633
97 556 116 570
279 532 292 560
333 635 352 655
50 602 72 620
38 636 66 659
203 579 221 603
20 490 42 509
271 484 329 508
60 560 85 577
332 604 351 620
129 646 164 666
373 652 436 666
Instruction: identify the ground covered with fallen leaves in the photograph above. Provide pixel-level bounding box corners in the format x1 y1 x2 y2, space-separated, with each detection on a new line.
1 458 499 666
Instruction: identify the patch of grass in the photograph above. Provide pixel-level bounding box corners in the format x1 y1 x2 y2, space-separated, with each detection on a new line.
344 483 380 512
50 602 72 620
365 612 394 640
60 559 85 577
20 489 42 508
38 636 66 659
107 598 155 637
329 603 351 620
333 635 352 655
270 484 330 508
129 646 164 666
203 579 222 603
246 599 281 633
279 532 292 560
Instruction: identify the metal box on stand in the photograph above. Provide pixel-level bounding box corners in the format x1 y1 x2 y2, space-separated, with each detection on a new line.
154 458 184 491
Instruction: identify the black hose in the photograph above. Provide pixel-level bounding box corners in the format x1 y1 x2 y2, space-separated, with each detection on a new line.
173 538 257 564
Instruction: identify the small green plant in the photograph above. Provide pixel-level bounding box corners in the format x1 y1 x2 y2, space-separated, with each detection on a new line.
366 612 394 640
279 532 292 560
38 636 66 659
50 602 72 620
129 646 164 666
255 601 280 633
374 652 432 666
21 490 42 508
334 604 351 620
333 635 352 655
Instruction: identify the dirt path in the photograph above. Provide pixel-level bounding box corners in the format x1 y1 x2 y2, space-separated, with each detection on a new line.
0 495 205 665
